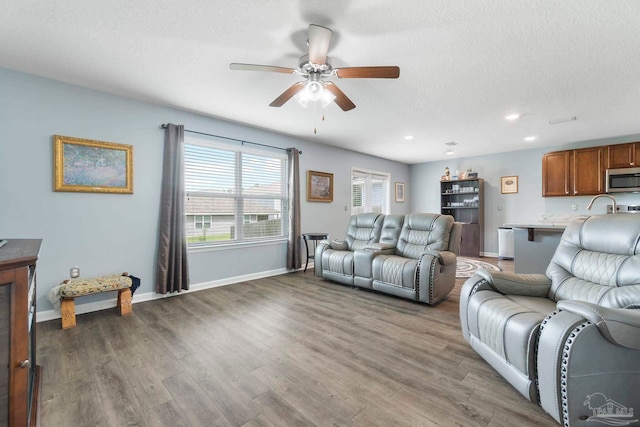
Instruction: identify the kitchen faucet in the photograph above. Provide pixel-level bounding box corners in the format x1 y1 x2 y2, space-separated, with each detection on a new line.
586 194 617 214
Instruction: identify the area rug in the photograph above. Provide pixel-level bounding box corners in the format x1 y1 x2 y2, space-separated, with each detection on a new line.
456 257 502 278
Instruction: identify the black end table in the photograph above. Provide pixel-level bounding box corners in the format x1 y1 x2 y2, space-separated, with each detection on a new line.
302 233 329 272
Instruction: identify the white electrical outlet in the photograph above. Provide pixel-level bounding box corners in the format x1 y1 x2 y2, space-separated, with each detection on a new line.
70 266 80 278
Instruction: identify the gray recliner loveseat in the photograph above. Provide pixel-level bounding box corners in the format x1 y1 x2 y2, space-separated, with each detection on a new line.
316 212 461 304
460 214 640 426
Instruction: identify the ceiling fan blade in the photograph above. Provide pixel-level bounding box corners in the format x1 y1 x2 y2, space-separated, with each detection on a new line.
308 24 332 65
335 66 400 79
269 82 306 107
230 63 296 74
324 82 356 111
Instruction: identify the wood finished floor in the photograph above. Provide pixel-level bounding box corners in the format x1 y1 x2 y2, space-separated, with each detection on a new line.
37 258 557 426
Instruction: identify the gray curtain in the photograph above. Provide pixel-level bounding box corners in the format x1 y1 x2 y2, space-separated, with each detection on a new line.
287 147 302 270
156 123 189 293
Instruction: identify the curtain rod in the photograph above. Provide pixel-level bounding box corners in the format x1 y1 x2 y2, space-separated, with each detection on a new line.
161 124 302 155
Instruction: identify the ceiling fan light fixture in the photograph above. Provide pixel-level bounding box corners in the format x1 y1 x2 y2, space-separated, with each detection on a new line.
306 80 324 101
320 86 336 108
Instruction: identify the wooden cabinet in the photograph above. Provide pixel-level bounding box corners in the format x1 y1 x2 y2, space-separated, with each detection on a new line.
543 142 640 197
542 151 572 196
573 146 604 195
607 142 640 168
0 239 42 427
440 178 484 257
542 147 604 197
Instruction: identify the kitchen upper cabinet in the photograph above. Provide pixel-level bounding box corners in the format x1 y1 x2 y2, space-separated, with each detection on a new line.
542 147 604 197
607 142 640 168
542 151 572 196
573 146 604 195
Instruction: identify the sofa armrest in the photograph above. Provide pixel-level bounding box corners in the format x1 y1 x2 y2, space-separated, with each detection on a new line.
366 242 396 251
416 251 457 304
314 240 332 277
420 250 456 266
476 269 551 297
557 300 640 350
328 240 348 251
537 307 640 424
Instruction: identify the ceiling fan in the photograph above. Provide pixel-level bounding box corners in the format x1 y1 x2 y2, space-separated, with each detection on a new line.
230 24 400 111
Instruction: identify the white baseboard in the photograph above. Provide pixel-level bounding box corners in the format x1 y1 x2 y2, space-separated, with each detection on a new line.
480 252 499 258
37 266 295 323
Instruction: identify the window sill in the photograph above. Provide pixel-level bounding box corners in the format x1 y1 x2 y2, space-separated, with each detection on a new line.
188 238 288 253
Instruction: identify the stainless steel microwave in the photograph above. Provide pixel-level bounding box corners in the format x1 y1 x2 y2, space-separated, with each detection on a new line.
606 167 640 193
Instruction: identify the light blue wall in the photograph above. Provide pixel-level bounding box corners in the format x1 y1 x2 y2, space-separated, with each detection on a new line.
410 136 640 255
0 67 410 313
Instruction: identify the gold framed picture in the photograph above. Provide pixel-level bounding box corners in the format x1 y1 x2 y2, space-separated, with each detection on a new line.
501 175 518 194
307 170 333 202
395 182 405 202
54 135 133 194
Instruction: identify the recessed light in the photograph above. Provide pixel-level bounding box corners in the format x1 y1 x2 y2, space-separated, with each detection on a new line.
505 114 520 121
524 136 536 142
445 150 454 155
404 135 414 140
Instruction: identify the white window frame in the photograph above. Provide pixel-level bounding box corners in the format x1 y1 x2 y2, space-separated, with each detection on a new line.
185 136 289 249
194 215 213 229
351 167 390 215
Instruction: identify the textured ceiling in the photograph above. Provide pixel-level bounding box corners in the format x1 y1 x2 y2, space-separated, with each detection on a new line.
2 1 640 164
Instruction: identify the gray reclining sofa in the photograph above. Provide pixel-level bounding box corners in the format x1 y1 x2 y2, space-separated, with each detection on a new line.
460 214 640 426
315 212 462 304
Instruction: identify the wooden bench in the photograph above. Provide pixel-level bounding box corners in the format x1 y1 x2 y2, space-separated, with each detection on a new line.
59 273 133 329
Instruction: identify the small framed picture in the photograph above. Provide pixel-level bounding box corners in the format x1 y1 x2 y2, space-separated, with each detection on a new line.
395 182 405 202
307 170 333 202
501 176 518 194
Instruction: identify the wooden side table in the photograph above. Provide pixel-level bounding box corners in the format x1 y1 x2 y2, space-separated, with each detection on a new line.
302 233 329 272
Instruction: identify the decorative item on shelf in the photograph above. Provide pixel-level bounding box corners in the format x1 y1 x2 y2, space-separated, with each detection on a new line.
467 168 478 179
443 166 450 181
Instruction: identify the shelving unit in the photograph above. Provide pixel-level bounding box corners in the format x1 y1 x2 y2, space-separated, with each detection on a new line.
441 178 484 257
0 239 42 427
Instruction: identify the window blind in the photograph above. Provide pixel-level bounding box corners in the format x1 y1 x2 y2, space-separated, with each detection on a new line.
185 138 288 245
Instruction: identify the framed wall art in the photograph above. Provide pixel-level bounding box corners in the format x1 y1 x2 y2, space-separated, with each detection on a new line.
53 135 133 194
501 175 518 194
395 182 405 202
307 170 333 202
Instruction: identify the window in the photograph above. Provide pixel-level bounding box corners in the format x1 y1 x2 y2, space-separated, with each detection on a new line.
185 137 288 246
194 215 212 229
351 169 390 215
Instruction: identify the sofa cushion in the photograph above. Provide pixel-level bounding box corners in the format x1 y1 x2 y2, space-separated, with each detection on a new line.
379 214 404 246
396 213 453 259
467 290 556 378
371 254 418 290
345 213 384 250
324 250 355 276
547 215 640 306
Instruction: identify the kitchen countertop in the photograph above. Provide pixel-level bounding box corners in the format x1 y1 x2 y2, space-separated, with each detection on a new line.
503 222 568 230
504 215 589 230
